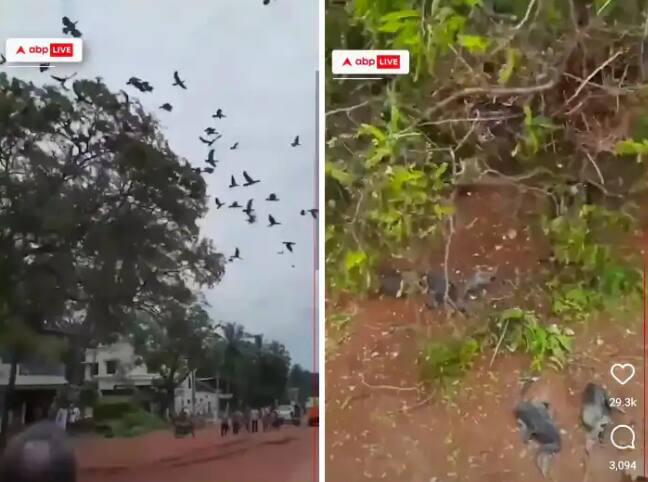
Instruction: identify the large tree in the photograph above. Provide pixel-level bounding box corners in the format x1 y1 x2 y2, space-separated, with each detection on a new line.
132 302 215 417
0 73 225 442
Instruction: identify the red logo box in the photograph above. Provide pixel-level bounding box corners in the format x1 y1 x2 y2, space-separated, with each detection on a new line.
377 54 400 69
49 43 74 57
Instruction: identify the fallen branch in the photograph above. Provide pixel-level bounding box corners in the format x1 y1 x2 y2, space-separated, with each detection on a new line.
562 49 625 107
359 372 419 392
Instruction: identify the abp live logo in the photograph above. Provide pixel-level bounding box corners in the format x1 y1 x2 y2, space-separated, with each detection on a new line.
6 38 83 63
333 50 409 75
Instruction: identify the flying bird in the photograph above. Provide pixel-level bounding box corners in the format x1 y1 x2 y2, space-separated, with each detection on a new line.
62 16 82 37
199 136 217 146
283 241 295 253
213 109 226 119
229 247 242 261
51 72 77 90
242 171 260 186
0 54 5 65
229 175 239 188
243 199 254 215
204 127 218 135
159 103 173 111
230 142 239 150
268 215 281 227
300 208 319 219
245 212 257 224
214 197 224 209
126 77 153 92
205 149 218 167
291 135 301 147
39 63 50 73
266 193 279 201
229 201 242 208
172 71 187 89
203 167 214 174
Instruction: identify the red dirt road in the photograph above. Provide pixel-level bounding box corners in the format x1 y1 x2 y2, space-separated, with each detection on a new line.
75 425 318 482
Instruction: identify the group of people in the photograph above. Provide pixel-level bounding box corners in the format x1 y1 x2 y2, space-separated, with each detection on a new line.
219 407 280 437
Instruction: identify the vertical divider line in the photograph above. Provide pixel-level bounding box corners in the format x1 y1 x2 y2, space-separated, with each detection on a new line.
312 67 319 482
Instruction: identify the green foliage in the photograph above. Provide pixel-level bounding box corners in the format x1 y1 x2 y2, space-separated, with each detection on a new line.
490 308 572 372
419 337 480 386
615 138 648 159
540 200 640 321
105 410 167 438
515 106 560 156
94 401 136 421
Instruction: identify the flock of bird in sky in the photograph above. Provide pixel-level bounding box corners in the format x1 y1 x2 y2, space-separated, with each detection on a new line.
9 15 318 268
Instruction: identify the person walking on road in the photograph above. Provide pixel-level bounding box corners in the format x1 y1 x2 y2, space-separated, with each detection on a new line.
243 408 251 433
250 408 259 433
220 413 230 437
261 407 270 432
232 409 242 435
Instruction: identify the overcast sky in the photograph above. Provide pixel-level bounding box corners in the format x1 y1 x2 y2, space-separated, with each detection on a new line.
0 0 318 368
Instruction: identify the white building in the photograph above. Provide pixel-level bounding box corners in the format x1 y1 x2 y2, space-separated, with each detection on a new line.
84 341 231 417
174 373 220 418
83 340 158 393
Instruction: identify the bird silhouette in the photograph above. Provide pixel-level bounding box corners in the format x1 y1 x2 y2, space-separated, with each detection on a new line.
39 63 50 73
0 54 5 65
229 247 242 261
230 142 239 150
242 171 260 186
204 127 218 136
283 241 296 252
199 136 217 146
300 208 318 219
243 199 254 215
268 215 281 227
229 201 241 209
126 77 153 92
159 103 173 111
205 149 218 167
229 175 239 188
203 167 214 174
172 71 187 89
291 135 301 147
266 193 279 201
213 109 226 119
51 72 77 90
62 16 82 37
214 197 224 209
245 212 257 224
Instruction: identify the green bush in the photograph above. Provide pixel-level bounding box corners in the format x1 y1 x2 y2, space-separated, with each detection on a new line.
106 410 167 438
419 337 480 386
93 401 135 421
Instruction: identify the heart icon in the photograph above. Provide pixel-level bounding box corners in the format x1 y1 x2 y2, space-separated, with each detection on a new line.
610 363 635 385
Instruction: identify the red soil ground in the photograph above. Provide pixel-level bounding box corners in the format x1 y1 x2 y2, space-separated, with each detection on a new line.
326 185 647 482
76 424 318 482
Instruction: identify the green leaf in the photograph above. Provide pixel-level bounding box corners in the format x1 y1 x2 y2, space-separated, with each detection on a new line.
344 250 368 271
615 139 648 155
325 161 354 186
358 123 387 142
457 35 489 54
379 10 420 22
499 48 520 84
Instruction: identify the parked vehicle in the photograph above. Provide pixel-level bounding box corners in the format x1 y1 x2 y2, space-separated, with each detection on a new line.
308 404 319 427
275 404 294 423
